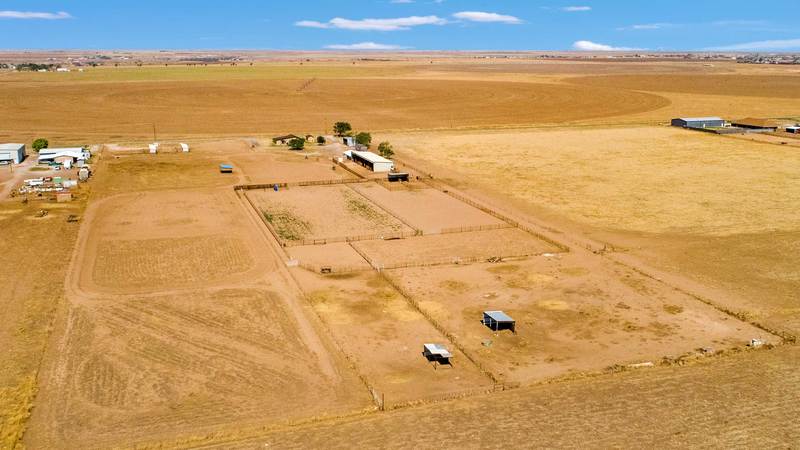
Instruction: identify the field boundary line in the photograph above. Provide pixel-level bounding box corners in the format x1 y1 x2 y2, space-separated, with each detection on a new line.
344 182 422 234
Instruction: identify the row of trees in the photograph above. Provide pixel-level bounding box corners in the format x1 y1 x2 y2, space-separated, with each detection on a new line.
333 122 393 158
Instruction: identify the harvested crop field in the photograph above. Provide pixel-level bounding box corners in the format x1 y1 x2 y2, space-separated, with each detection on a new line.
0 78 667 141
27 288 370 449
247 184 412 243
351 183 505 233
387 255 769 384
352 228 558 269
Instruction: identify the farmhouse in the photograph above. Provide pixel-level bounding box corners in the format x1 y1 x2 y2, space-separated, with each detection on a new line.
0 143 26 164
350 150 394 173
731 118 779 132
482 310 516 333
671 117 726 129
38 148 90 166
422 344 453 367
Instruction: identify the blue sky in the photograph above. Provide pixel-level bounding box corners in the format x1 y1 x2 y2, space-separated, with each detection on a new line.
1 1 799 51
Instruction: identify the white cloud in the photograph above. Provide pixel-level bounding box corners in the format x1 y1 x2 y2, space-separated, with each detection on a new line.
324 42 408 50
706 38 800 51
617 23 674 31
562 6 591 12
452 11 521 24
0 10 72 20
296 15 446 31
573 40 639 51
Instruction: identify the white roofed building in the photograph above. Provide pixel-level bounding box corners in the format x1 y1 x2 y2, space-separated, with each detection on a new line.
0 143 26 164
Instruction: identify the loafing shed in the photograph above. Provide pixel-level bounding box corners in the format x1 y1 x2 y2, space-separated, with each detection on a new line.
482 310 516 333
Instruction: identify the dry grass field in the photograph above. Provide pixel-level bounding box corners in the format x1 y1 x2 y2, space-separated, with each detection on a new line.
383 125 800 337
2 57 798 448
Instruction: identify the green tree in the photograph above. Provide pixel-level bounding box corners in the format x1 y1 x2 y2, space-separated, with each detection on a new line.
288 137 305 150
333 122 352 136
32 138 49 153
355 132 372 147
316 135 326 145
377 142 394 159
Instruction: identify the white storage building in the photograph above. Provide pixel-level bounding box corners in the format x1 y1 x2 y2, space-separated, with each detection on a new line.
0 143 26 164
350 150 394 173
38 148 91 165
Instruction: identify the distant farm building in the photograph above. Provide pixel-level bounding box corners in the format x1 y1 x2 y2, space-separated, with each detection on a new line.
0 143 26 164
272 134 301 145
219 164 234 173
731 118 779 132
786 126 800 134
387 172 409 182
422 344 453 367
671 117 726 129
349 150 394 173
482 310 516 333
38 148 90 166
342 136 356 147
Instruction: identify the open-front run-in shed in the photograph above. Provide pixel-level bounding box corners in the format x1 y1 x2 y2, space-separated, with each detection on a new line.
482 310 516 333
423 343 453 368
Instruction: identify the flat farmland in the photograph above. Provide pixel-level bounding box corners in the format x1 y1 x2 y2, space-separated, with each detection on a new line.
384 126 800 335
295 270 492 407
352 228 559 268
387 255 768 384
351 183 505 233
247 185 412 242
27 287 370 449
206 345 800 449
77 189 268 294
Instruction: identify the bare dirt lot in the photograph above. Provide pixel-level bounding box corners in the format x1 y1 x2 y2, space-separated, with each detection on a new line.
387 256 767 384
247 184 413 243
351 183 505 233
352 228 558 269
294 270 493 407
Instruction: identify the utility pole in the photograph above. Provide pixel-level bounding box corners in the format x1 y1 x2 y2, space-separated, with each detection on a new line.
152 123 157 142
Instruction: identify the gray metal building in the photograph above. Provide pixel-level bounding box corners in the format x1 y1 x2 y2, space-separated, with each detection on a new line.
0 143 26 164
671 117 726 129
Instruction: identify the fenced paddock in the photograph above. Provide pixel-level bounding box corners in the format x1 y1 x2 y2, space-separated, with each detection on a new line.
351 228 562 270
245 184 414 244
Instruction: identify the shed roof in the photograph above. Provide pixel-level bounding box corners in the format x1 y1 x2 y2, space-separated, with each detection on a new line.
352 150 392 165
0 143 25 151
484 310 515 323
423 343 452 358
677 117 724 122
731 118 778 128
219 164 233 169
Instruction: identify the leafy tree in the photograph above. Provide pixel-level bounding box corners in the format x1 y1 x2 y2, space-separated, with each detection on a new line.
288 137 305 150
355 132 372 147
378 142 394 159
333 122 352 136
316 135 326 145
32 138 49 153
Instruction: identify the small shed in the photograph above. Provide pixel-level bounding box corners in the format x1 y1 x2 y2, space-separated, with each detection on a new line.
422 343 453 367
786 126 800 134
482 310 516 333
671 117 725 129
342 136 356 147
219 164 233 173
387 172 409 182
180 143 190 152
148 143 159 154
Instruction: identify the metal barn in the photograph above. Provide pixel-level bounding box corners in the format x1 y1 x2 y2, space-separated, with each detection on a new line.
0 143 26 164
671 117 725 129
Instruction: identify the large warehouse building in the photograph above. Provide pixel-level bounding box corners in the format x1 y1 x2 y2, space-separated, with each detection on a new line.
671 117 726 129
0 143 26 164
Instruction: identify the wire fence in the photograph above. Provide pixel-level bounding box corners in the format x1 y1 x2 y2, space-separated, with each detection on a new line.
282 230 421 248
234 177 370 191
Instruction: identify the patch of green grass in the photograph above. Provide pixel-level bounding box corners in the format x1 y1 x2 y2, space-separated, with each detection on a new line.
263 209 311 241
